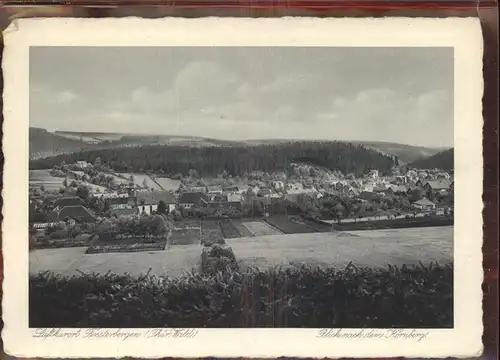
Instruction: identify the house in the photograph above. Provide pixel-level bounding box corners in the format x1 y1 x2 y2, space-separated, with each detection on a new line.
437 172 451 180
76 161 90 169
348 188 360 197
412 198 436 211
188 186 207 193
372 186 388 195
208 201 243 213
223 185 239 193
53 197 84 211
110 207 140 218
272 181 285 191
366 169 379 179
137 191 177 214
178 192 210 209
359 191 381 202
55 205 95 222
395 176 408 185
423 180 452 193
32 221 58 230
387 185 407 195
288 183 304 192
227 193 243 202
207 185 223 194
258 189 273 198
209 193 228 202
406 185 420 195
107 196 135 210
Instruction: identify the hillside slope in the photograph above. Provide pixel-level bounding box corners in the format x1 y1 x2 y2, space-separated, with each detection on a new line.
29 128 84 159
408 148 454 170
351 141 446 164
30 141 396 176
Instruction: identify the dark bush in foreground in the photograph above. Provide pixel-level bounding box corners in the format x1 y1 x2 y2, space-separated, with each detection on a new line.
201 244 239 275
30 263 453 328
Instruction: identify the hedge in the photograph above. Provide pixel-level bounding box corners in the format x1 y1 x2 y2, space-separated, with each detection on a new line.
30 262 453 328
85 243 166 254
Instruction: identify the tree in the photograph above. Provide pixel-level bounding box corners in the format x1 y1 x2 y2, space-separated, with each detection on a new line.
150 215 168 237
70 180 77 187
157 200 167 214
188 169 199 178
96 219 117 240
68 224 82 239
76 185 90 200
171 209 182 221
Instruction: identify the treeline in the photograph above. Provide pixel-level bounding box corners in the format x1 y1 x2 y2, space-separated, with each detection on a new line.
408 148 454 171
30 141 395 176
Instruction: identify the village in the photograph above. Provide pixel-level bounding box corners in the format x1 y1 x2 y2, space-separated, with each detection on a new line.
29 156 454 252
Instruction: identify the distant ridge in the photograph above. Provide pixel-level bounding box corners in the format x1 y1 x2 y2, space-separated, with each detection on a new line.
407 148 454 171
30 127 445 164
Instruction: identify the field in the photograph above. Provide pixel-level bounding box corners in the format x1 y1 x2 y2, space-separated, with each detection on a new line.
230 220 255 237
154 177 181 191
29 169 65 191
226 226 453 270
219 219 242 239
171 229 201 245
241 221 283 236
170 220 201 246
29 245 201 278
201 220 225 245
29 226 453 281
264 215 314 234
119 173 162 190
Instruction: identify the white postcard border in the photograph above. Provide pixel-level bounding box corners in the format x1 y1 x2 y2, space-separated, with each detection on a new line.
2 17 484 358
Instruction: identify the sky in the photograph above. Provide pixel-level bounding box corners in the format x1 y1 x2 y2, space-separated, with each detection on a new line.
30 46 454 147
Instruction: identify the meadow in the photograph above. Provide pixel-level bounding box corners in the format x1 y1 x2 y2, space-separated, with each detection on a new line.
29 169 65 191
119 173 163 190
30 226 452 276
154 177 181 191
227 226 453 270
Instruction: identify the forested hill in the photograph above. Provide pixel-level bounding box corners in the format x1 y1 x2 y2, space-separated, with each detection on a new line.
29 141 395 176
408 148 454 171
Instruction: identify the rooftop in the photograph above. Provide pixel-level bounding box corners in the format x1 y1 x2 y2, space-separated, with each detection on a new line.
178 192 210 204
56 205 95 222
137 191 176 205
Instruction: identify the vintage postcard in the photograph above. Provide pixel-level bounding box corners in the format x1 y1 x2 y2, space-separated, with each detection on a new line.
2 17 483 358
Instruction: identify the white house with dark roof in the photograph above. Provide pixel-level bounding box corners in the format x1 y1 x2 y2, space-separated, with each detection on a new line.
412 198 436 211
178 192 210 209
137 190 177 215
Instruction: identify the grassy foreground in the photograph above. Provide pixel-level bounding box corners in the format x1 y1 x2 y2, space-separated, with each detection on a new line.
30 263 453 328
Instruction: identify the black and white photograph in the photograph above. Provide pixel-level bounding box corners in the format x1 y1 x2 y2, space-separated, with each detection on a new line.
27 45 455 328
2 17 483 358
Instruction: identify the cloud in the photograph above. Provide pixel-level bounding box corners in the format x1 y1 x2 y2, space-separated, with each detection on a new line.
315 88 453 146
130 86 176 111
31 84 80 105
173 61 239 110
54 90 79 104
237 73 317 111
